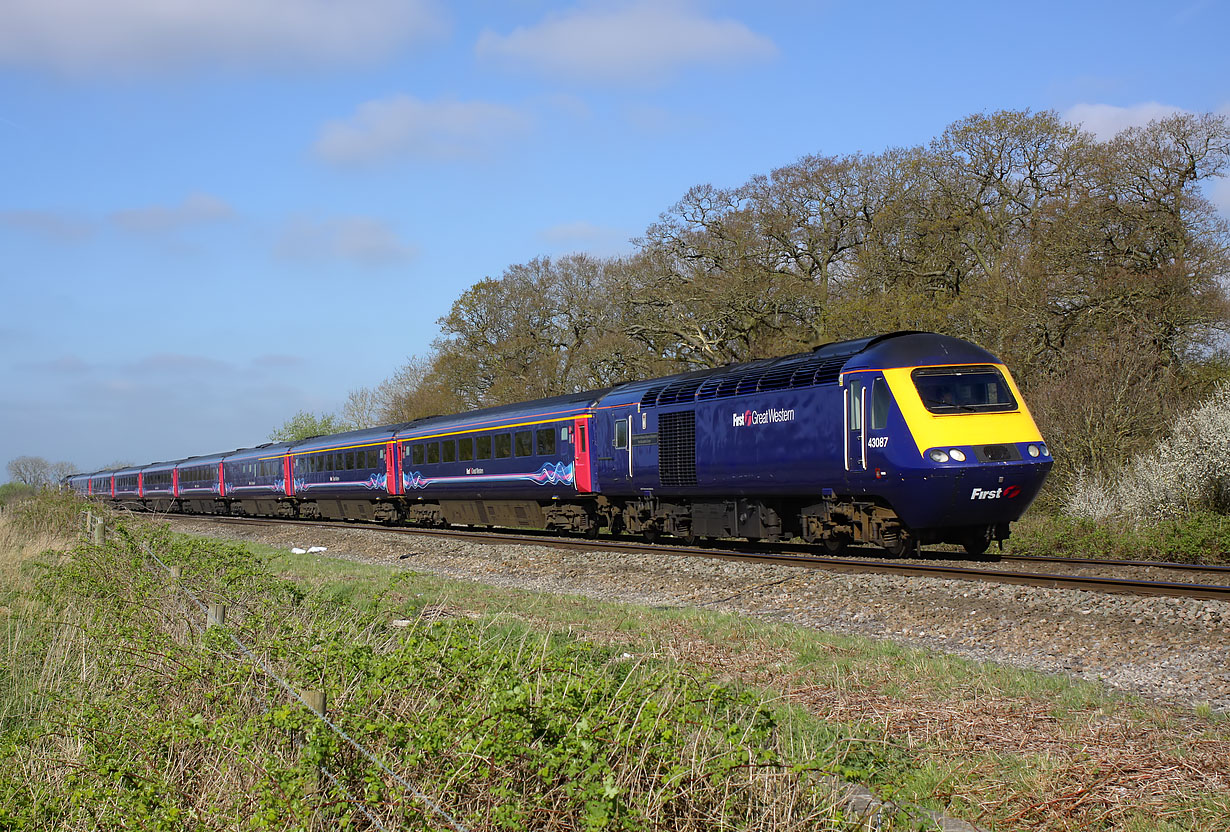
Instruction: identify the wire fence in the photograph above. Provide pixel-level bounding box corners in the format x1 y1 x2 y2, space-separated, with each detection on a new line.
84 510 470 832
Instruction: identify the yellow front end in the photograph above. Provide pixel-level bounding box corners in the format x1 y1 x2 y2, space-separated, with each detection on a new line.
881 363 1044 457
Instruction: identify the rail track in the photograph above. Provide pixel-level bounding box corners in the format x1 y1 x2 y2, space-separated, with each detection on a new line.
162 514 1230 603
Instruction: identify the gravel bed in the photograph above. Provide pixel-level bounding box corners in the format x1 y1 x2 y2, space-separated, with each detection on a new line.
168 518 1230 712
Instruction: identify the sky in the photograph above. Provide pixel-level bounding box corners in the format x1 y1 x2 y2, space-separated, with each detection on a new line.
2 0 1228 478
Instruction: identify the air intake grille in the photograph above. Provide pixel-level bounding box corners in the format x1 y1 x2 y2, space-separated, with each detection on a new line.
659 411 697 488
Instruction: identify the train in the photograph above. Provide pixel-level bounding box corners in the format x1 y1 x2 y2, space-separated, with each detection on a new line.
65 331 1053 556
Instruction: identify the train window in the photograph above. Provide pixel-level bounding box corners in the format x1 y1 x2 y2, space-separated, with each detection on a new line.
459 437 474 461
477 436 492 460
412 444 425 465
426 443 439 464
614 419 628 449
345 451 355 470
495 433 511 459
334 452 344 471
561 427 570 443
515 430 532 457
911 365 1017 414
536 428 555 456
848 379 864 431
442 440 456 463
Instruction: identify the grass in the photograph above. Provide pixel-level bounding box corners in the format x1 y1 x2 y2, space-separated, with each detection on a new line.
256 534 1230 830
3 494 1228 831
1007 509 1230 564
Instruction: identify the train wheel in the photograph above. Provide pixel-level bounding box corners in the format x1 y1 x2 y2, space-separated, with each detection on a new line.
962 527 993 556
822 536 849 556
881 532 915 558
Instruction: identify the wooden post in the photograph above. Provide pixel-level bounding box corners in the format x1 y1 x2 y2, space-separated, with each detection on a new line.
303 690 326 716
207 603 226 628
302 690 327 796
169 565 183 580
91 517 105 545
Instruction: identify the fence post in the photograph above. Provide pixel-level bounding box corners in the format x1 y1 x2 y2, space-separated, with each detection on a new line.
207 603 227 628
302 690 327 796
169 564 183 580
92 517 105 545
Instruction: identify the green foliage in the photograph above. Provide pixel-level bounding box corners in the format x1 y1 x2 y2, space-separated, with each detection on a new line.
0 482 37 509
0 506 921 831
267 409 347 442
1008 511 1230 564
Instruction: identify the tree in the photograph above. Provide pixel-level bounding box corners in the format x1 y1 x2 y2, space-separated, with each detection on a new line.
268 411 346 442
7 456 51 487
49 460 77 483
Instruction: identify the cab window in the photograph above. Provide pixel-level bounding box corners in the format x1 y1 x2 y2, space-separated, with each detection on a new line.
870 378 891 430
912 365 1017 414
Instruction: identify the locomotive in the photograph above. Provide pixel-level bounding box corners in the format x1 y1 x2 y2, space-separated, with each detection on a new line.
67 331 1052 555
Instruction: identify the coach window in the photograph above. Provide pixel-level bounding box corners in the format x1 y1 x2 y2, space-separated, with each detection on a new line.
459 437 474 461
495 433 512 459
848 379 864 431
412 444 425 465
344 451 354 470
334 452 344 471
426 442 439 464
477 435 492 460
515 430 533 457
871 378 891 430
536 428 555 456
442 440 456 463
614 419 628 449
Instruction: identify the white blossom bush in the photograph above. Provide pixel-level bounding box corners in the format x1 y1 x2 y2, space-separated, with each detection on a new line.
1065 384 1230 524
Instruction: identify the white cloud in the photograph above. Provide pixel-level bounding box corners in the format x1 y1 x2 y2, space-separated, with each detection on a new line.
314 95 532 165
0 210 93 241
276 216 417 266
110 193 233 234
0 0 445 74
1063 102 1192 140
475 1 777 84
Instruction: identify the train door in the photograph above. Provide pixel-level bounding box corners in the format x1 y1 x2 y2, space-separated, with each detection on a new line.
573 417 593 493
608 408 635 487
385 441 399 495
845 376 866 472
283 455 294 497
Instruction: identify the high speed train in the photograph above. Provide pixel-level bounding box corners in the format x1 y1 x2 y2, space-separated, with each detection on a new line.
67 331 1052 555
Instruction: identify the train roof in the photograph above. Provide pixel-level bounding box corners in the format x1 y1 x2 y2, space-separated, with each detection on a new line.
842 332 1000 371
594 332 1001 410
288 424 405 454
393 389 609 439
220 441 298 461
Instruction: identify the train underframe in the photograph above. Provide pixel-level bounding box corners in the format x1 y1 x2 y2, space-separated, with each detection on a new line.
113 492 1009 556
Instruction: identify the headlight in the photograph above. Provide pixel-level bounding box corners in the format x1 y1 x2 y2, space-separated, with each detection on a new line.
949 449 966 462
1040 443 1049 456
1027 444 1040 458
928 449 949 463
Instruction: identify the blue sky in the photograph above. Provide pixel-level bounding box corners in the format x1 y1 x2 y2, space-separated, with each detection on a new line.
2 0 1228 477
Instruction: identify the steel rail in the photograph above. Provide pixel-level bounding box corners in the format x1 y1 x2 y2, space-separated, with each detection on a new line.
167 515 1230 602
